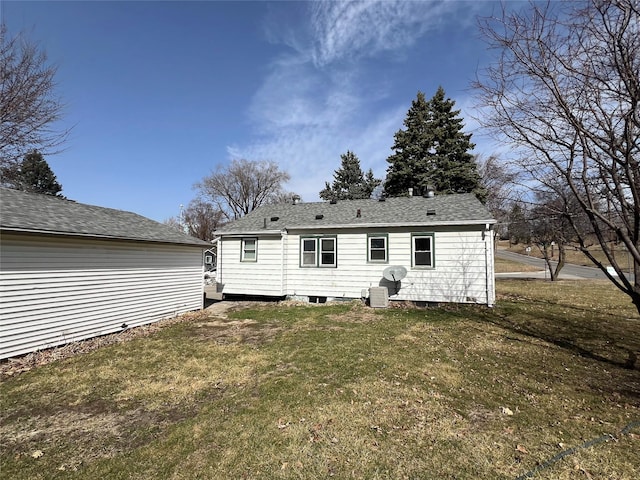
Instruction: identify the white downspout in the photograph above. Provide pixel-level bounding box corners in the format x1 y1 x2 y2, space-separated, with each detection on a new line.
214 237 221 285
484 224 494 307
281 230 287 296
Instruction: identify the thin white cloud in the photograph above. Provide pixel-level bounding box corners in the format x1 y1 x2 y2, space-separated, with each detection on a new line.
308 0 452 67
230 1 489 203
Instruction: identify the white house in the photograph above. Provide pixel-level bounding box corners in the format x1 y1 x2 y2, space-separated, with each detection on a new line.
214 193 496 305
0 188 210 359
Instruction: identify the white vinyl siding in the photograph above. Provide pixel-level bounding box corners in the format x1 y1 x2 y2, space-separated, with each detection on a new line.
283 227 493 304
217 226 495 306
218 235 284 296
0 233 204 360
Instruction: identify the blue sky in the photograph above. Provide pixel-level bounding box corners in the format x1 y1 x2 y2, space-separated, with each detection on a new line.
3 0 507 222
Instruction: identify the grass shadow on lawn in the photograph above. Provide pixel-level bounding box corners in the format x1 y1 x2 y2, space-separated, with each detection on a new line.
483 279 640 400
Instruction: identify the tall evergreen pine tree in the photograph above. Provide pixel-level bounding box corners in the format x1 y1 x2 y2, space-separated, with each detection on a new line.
18 150 63 196
385 87 486 201
320 151 381 201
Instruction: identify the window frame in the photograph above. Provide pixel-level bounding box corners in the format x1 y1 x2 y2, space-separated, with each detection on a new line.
411 232 435 268
367 233 389 264
300 236 337 268
240 237 257 262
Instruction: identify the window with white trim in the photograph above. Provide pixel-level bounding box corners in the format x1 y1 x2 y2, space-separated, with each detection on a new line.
412 233 434 267
300 236 336 267
367 234 388 263
241 238 257 262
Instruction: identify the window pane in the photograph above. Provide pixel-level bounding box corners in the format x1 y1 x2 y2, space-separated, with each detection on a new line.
244 251 256 261
415 252 431 266
303 252 316 265
321 253 335 265
414 237 431 251
303 239 316 252
244 239 255 249
321 238 335 252
371 238 385 249
371 249 386 261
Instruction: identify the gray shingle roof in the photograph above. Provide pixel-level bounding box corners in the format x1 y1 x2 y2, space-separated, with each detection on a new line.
216 193 495 234
0 188 210 246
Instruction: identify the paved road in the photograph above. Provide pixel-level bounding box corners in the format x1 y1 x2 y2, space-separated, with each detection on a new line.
495 249 633 281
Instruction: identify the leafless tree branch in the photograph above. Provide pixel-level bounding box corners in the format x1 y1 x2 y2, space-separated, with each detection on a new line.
1 25 70 186
474 0 640 312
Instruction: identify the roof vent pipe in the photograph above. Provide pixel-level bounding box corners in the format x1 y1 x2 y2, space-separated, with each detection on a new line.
263 218 267 228
292 195 301 205
356 209 361 218
408 187 413 197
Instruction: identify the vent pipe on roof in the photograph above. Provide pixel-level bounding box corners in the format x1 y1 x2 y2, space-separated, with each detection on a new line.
263 218 267 228
356 209 361 218
408 187 413 197
292 195 301 205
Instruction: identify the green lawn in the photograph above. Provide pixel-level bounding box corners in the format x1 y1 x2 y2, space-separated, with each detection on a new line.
1 280 639 479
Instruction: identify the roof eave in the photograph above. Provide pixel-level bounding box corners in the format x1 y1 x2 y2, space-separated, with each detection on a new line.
216 219 496 235
0 226 210 247
289 219 497 229
213 229 283 237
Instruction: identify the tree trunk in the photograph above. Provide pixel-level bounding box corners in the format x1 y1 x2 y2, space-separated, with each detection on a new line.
553 243 566 281
540 243 565 281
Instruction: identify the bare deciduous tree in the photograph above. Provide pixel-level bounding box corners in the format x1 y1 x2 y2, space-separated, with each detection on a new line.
475 154 519 239
1 25 69 186
196 159 291 220
162 216 184 233
475 0 640 313
182 198 225 241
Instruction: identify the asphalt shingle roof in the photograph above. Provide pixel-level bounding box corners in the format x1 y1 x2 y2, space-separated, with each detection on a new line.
217 193 495 234
0 188 210 246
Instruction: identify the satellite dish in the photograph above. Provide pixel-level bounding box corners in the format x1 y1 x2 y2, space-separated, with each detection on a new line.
382 266 407 282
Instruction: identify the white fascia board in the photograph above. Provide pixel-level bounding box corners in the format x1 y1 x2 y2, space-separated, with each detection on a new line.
287 219 496 230
215 230 283 237
0 227 210 247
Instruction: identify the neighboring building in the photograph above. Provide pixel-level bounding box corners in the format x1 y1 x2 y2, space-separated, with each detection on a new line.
204 248 216 272
214 193 496 305
0 188 210 359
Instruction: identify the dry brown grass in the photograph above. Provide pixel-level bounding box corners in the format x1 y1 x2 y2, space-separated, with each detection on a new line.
495 256 544 273
500 240 634 272
1 284 638 479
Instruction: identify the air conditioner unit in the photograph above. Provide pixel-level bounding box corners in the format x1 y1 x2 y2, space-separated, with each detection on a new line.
369 286 389 308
